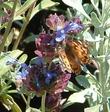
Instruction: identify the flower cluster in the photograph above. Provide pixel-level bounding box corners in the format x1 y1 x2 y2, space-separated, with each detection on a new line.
34 32 56 62
46 14 83 42
16 13 84 111
16 57 71 96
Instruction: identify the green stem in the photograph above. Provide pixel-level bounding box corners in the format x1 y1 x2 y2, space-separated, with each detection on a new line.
12 2 36 50
103 102 109 112
26 95 31 109
17 89 27 104
21 93 27 104
41 91 46 112
98 28 109 112
0 0 18 52
67 8 73 19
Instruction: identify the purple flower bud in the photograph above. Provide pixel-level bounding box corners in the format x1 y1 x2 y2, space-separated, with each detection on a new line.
46 93 61 112
46 14 66 31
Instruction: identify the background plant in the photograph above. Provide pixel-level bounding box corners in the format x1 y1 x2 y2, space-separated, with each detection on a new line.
61 0 110 112
1 0 110 112
0 0 59 112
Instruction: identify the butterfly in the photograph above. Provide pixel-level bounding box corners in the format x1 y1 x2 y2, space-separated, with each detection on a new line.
58 40 90 74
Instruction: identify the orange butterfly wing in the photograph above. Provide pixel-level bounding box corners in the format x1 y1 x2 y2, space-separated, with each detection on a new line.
66 40 90 64
58 40 90 74
58 47 81 74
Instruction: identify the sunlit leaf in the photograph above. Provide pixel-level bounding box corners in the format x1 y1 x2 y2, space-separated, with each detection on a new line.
101 0 105 10
90 0 100 15
2 94 22 112
86 74 99 87
5 28 14 47
62 0 91 20
83 4 93 15
18 54 28 63
0 1 13 9
26 107 41 112
91 12 101 28
15 0 37 17
13 15 23 21
84 104 101 112
75 75 90 88
65 81 80 91
63 89 90 109
83 32 102 42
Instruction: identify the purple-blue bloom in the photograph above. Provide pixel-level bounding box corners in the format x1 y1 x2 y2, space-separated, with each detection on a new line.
55 21 84 42
65 21 83 32
55 29 66 42
45 71 57 85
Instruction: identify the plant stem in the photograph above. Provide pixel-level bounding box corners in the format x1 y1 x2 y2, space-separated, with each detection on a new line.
12 2 36 50
41 91 46 112
21 93 27 104
0 0 18 52
98 27 109 112
26 95 31 109
17 89 27 104
103 102 109 112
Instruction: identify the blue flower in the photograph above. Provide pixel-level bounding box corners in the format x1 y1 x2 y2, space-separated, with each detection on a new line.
64 21 83 33
55 21 84 42
17 63 29 79
55 29 66 42
45 71 57 85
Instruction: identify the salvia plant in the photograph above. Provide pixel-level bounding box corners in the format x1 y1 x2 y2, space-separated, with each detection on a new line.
0 0 110 112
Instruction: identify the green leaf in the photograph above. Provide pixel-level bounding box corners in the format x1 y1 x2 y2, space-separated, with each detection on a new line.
0 1 13 9
15 0 37 17
5 28 14 47
105 57 110 88
18 54 28 63
23 33 37 43
101 0 105 10
13 15 23 21
63 89 90 109
86 74 99 87
83 4 93 15
2 94 22 112
83 32 102 42
65 81 80 91
62 0 91 20
84 104 100 112
67 91 86 103
63 87 98 109
30 0 59 20
106 27 110 37
90 0 100 15
90 0 99 8
26 107 41 112
91 12 101 28
29 57 43 65
75 75 90 88
0 22 8 30
0 10 5 17
0 50 23 77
